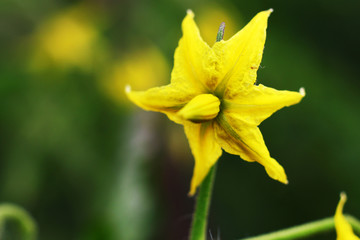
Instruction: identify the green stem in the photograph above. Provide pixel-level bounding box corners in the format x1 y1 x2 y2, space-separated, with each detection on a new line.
239 215 360 240
240 217 333 240
0 204 37 240
189 165 217 240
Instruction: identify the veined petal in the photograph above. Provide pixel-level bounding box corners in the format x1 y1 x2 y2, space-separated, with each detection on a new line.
214 112 287 184
335 193 360 240
223 84 305 126
213 9 272 99
126 83 197 124
173 10 219 92
184 121 222 196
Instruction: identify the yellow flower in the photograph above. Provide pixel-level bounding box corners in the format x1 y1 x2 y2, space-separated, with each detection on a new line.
335 193 360 240
126 9 305 195
30 5 100 70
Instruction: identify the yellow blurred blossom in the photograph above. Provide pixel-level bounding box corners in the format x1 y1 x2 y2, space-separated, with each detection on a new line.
103 47 169 104
31 5 100 69
126 10 305 195
197 4 240 45
335 193 360 240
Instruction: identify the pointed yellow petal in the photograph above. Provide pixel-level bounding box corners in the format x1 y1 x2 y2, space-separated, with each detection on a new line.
126 84 197 124
178 94 220 122
223 84 305 126
173 10 219 92
184 122 222 196
213 9 272 99
335 193 360 240
214 112 287 184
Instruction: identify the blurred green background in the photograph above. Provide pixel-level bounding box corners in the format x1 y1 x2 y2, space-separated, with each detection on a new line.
1 0 360 239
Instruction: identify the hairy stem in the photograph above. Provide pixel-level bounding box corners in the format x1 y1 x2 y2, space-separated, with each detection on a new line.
189 165 217 240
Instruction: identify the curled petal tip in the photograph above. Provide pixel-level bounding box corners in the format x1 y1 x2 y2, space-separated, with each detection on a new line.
299 87 306 96
186 9 194 17
188 189 195 197
340 192 347 201
268 8 274 13
125 84 131 93
284 179 289 185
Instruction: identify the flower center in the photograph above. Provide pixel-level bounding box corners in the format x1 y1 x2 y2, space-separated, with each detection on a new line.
177 94 220 123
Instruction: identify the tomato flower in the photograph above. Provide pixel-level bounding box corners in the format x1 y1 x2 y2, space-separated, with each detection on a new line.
126 9 305 195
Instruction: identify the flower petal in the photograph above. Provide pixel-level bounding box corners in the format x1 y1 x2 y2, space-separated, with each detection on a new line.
223 84 305 126
126 84 197 124
174 10 219 92
184 121 222 196
335 193 360 240
215 112 287 184
213 9 272 99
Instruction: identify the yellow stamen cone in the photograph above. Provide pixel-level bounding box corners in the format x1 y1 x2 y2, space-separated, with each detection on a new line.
178 94 220 123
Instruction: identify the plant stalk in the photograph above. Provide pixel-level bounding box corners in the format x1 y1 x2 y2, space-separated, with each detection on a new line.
0 204 37 240
189 165 217 240
239 215 360 240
